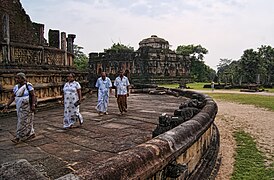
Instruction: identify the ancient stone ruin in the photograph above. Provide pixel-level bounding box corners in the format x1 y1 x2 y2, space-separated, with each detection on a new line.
88 35 191 87
0 1 220 179
0 0 88 112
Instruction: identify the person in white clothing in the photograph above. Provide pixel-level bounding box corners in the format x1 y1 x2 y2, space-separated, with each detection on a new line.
62 73 83 129
95 72 112 115
114 70 130 115
3 72 36 143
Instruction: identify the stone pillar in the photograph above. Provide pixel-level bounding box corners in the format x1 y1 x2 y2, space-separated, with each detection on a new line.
67 34 76 66
2 13 10 63
61 32 67 66
67 34 76 54
48 29 60 48
33 23 45 45
61 32 67 50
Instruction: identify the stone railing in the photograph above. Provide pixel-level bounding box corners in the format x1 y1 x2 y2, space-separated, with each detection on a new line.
77 89 219 179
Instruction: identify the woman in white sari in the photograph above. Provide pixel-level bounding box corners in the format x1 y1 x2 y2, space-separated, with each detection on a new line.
61 73 83 129
4 73 36 143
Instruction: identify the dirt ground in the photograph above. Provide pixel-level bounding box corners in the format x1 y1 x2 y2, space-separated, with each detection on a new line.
214 100 274 180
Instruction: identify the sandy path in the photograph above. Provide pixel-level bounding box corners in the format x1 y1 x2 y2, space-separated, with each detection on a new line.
214 100 274 180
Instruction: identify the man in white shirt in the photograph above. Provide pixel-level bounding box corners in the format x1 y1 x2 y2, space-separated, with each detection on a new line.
95 72 112 115
114 70 130 115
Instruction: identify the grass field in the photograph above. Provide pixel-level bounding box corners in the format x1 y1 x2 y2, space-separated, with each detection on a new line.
158 83 274 111
159 83 274 93
265 88 274 93
186 82 207 90
209 93 274 111
158 83 180 89
232 131 274 180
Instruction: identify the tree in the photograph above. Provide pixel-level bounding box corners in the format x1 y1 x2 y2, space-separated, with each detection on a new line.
176 44 215 82
104 43 134 53
257 45 274 85
239 48 262 83
176 44 208 61
217 45 274 86
217 58 239 84
73 45 89 71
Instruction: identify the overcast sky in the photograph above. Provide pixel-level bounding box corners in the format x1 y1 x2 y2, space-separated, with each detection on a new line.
20 0 274 70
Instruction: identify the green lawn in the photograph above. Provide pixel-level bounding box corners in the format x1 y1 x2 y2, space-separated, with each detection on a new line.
158 83 274 111
186 83 274 93
209 93 274 111
265 88 274 93
186 82 208 90
158 83 180 89
232 131 274 180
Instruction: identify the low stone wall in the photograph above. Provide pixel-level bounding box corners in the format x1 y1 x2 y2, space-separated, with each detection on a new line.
77 89 219 179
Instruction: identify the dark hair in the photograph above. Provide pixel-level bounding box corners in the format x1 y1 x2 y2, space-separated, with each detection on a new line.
68 73 75 77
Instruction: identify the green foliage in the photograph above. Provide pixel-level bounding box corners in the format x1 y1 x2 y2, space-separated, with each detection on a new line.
239 48 261 83
190 60 216 82
176 44 215 82
232 131 274 180
104 43 134 53
257 45 274 84
217 45 274 85
73 45 89 71
158 84 180 89
217 59 242 85
176 44 208 60
186 82 208 90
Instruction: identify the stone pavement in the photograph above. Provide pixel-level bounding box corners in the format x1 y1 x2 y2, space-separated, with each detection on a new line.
0 93 187 179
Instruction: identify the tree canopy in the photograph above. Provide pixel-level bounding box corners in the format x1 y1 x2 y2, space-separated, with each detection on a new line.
176 44 208 61
217 45 274 85
104 43 134 53
176 44 215 82
73 45 89 71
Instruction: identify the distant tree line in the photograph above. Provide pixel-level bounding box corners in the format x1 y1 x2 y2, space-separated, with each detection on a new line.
217 45 274 86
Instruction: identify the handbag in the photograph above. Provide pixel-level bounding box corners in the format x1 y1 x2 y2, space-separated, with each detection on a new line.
25 83 38 108
74 100 81 107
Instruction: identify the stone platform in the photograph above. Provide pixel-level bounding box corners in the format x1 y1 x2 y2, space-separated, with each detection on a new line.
0 93 187 179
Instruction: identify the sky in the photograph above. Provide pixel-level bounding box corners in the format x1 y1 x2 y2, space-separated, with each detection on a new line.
20 0 274 70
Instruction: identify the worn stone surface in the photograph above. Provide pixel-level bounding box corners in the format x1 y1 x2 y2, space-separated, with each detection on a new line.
0 93 187 179
0 159 47 180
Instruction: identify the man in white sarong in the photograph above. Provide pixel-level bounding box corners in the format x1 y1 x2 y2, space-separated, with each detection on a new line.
95 72 112 115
